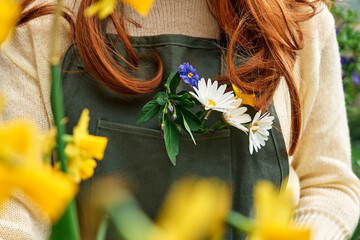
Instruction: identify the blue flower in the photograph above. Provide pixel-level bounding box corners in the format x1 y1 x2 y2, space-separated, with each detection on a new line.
341 56 348 66
179 63 199 89
352 72 359 85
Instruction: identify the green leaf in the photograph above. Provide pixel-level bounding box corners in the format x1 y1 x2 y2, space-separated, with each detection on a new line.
176 98 195 109
182 114 196 145
158 105 165 125
164 116 180 165
178 107 201 131
169 92 189 100
137 100 161 124
96 215 109 240
50 200 80 240
154 92 168 106
166 72 181 94
105 197 155 240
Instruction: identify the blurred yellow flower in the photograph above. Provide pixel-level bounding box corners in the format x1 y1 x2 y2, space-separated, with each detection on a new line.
42 127 57 159
84 0 117 19
85 0 155 19
0 165 12 203
232 84 256 107
0 0 21 46
0 94 78 223
151 178 231 240
121 0 155 16
16 164 78 223
248 181 311 240
0 121 77 223
0 119 40 164
65 109 107 182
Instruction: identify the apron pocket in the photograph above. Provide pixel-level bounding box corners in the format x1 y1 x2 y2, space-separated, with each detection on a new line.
95 119 232 219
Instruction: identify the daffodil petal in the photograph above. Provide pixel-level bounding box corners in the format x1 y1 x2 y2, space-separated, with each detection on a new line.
0 0 21 46
18 165 78 222
156 178 231 240
79 134 108 160
121 0 155 16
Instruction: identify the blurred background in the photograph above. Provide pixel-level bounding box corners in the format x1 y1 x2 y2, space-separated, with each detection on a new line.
348 0 360 11
333 0 360 178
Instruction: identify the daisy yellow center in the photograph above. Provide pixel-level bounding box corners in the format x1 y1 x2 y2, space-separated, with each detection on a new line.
208 99 216 107
249 123 259 134
188 73 194 78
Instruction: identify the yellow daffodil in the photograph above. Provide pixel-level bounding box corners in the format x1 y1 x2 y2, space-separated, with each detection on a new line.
0 0 21 46
42 127 57 158
85 0 155 19
65 109 107 182
0 165 12 203
0 94 78 224
121 0 155 16
232 84 256 107
0 120 77 222
16 164 78 222
151 178 231 240
0 164 78 223
248 181 311 240
0 119 41 164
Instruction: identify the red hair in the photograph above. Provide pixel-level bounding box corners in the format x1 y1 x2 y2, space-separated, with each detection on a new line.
19 0 328 155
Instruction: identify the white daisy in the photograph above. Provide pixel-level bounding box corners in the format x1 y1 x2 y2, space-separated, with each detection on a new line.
249 110 274 155
223 98 251 133
190 78 236 113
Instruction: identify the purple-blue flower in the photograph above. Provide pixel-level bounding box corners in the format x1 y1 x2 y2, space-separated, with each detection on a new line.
352 72 359 85
179 63 199 89
341 56 348 66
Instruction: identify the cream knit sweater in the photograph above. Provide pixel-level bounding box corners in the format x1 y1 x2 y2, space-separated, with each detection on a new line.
0 0 359 239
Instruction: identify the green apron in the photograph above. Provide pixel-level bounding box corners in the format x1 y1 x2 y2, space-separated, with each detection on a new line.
60 34 289 239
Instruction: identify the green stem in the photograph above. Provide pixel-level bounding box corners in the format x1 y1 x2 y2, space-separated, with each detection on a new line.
204 109 213 120
62 134 73 143
51 65 67 172
50 200 80 240
226 211 255 234
217 124 230 130
199 110 206 121
49 1 80 239
210 120 224 130
96 215 109 240
50 0 63 65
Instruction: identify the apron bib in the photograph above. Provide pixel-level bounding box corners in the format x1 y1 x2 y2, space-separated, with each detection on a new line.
60 34 289 240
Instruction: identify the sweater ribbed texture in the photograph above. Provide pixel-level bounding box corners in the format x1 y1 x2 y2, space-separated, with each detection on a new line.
0 1 359 239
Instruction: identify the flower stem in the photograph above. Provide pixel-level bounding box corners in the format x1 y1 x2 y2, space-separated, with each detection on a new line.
50 65 67 172
217 124 230 130
49 1 80 239
96 215 109 240
226 211 255 234
50 200 80 240
50 0 63 65
210 120 223 130
198 110 206 121
204 110 213 120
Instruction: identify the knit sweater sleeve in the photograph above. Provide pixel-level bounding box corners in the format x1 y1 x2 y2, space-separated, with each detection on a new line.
292 7 360 239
